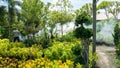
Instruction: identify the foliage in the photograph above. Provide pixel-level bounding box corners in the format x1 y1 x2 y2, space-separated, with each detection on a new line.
76 63 82 68
89 44 98 68
0 57 79 68
116 44 120 55
74 9 93 39
74 9 93 66
97 1 113 10
71 45 85 64
113 24 120 46
72 45 82 56
0 6 7 26
0 38 98 67
18 58 74 68
75 3 92 17
0 39 43 60
0 57 19 67
21 0 50 35
56 31 77 42
113 24 120 55
0 6 9 38
35 34 52 48
113 56 120 68
74 26 93 39
44 41 80 61
0 27 9 38
75 11 92 26
54 0 74 36
97 1 120 19
74 7 93 45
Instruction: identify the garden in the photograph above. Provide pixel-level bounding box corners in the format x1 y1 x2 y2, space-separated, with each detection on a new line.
0 0 120 68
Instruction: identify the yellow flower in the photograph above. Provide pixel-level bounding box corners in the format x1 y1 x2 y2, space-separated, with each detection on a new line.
0 57 2 60
25 64 31 68
59 64 68 68
41 62 44 65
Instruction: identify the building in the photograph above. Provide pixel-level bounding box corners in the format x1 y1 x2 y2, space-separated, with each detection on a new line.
97 12 120 21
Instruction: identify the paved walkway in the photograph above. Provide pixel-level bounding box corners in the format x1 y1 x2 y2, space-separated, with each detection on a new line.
96 45 116 68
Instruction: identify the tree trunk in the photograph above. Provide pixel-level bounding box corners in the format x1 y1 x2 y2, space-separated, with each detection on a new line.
105 9 109 19
50 28 54 39
82 39 89 67
114 12 118 20
61 24 63 36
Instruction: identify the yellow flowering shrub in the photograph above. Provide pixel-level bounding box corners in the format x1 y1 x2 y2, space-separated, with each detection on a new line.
0 57 19 67
18 58 74 68
0 39 43 59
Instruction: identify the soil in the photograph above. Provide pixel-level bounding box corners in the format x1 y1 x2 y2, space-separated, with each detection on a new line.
96 45 116 68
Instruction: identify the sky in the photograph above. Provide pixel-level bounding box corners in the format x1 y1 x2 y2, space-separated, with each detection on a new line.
0 0 120 10
42 0 120 10
0 0 92 10
42 0 92 10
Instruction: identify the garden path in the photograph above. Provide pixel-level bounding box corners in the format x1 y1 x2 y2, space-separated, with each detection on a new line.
96 45 116 68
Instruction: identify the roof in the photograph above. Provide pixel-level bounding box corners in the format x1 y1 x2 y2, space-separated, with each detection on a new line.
96 12 120 20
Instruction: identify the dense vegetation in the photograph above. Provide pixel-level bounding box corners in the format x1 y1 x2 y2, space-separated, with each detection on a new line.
0 38 97 68
113 22 120 68
0 0 120 68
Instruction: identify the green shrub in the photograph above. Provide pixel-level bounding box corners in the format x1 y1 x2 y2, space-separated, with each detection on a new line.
113 56 120 68
116 44 120 55
35 36 52 48
57 31 77 42
113 24 120 46
113 24 120 55
24 39 37 47
0 39 43 60
72 45 82 56
44 41 80 61
10 42 25 48
74 26 93 39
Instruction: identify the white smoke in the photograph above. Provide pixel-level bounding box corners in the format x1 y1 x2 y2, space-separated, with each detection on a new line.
96 19 117 45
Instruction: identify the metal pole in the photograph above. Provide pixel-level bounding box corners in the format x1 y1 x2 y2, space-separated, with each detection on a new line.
93 0 96 54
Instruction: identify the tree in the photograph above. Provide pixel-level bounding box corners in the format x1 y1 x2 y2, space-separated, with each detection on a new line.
78 3 92 16
74 11 93 66
0 6 9 38
109 1 120 19
22 0 45 35
47 11 59 39
74 11 92 39
55 0 74 36
21 0 52 46
97 1 113 19
0 6 7 26
98 1 120 19
2 0 22 40
75 3 93 28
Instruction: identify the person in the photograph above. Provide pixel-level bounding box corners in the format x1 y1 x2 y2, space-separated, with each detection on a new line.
13 29 20 42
